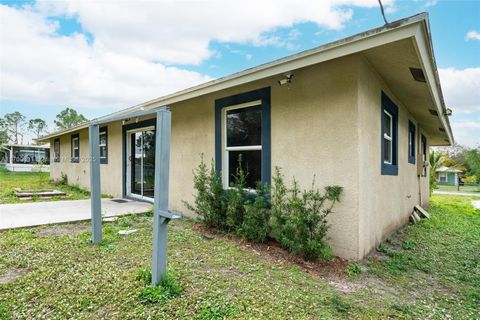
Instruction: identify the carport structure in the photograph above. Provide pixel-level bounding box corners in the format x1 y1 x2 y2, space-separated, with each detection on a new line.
88 107 179 285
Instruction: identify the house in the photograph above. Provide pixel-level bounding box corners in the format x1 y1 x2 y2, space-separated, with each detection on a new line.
435 166 462 186
0 144 50 172
37 13 453 260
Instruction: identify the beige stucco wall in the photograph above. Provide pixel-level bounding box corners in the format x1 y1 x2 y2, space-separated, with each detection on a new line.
50 121 124 197
356 56 430 258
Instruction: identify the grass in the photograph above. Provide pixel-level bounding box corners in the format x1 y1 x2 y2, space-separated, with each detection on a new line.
0 171 110 204
0 195 478 319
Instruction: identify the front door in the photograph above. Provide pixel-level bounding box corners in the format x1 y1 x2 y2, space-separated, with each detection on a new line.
126 127 155 201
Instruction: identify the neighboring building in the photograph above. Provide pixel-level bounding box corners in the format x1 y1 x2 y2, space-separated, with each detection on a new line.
38 13 453 260
0 144 50 172
435 166 462 186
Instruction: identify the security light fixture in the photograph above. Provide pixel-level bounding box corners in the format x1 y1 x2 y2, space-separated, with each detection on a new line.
410 67 426 82
278 73 294 86
444 108 452 116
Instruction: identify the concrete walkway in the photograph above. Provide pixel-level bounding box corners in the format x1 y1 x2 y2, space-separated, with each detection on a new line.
0 199 152 230
433 190 480 197
472 201 480 209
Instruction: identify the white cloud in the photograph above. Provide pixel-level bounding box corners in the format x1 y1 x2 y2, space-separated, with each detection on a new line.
0 0 394 110
465 30 480 41
439 68 480 115
425 0 438 8
439 67 480 147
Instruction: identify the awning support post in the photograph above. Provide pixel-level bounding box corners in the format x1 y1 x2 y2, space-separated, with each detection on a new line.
89 124 102 244
151 108 172 285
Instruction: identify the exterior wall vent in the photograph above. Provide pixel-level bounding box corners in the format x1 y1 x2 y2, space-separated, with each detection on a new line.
429 109 438 116
410 68 426 82
439 128 446 132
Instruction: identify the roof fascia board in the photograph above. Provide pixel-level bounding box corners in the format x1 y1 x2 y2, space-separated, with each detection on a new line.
411 23 454 145
92 106 168 125
37 124 89 142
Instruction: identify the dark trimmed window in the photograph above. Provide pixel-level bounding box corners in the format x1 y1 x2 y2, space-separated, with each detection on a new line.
99 127 108 164
381 92 398 175
215 87 271 189
408 120 416 164
71 133 80 163
421 134 427 176
54 138 60 163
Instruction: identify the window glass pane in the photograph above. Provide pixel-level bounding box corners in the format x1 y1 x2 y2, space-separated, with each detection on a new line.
228 150 261 189
74 149 79 158
100 146 107 158
227 105 262 147
383 138 392 163
409 131 415 156
143 130 156 198
73 138 79 149
383 111 391 137
99 132 107 145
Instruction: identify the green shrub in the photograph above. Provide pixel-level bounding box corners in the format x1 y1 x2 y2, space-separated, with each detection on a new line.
184 155 226 228
238 184 270 243
187 158 343 261
271 167 343 261
461 175 477 184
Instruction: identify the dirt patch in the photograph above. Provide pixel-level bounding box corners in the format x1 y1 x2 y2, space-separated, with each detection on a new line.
192 224 363 293
0 268 28 283
35 224 89 236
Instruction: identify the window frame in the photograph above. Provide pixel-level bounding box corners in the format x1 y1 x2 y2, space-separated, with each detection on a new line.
222 100 262 189
53 138 60 163
421 134 427 177
215 87 271 190
71 133 80 163
383 110 393 165
408 120 416 164
99 126 108 164
381 92 398 176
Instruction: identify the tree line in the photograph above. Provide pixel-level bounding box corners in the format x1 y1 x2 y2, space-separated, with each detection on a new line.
0 107 88 145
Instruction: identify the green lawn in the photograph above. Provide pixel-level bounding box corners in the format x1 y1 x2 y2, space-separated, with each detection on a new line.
0 195 478 319
0 170 105 204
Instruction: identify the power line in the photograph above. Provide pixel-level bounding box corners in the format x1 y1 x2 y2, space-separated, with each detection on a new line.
378 0 389 24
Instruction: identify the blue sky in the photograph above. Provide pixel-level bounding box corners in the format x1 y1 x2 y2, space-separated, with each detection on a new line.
0 0 479 146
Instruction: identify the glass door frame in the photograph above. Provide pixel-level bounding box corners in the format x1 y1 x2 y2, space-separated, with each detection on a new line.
125 126 155 202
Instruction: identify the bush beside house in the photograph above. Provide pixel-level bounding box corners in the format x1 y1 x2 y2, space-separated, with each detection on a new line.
185 156 343 261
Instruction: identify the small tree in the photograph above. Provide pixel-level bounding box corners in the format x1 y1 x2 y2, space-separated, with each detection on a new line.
3 111 26 144
184 155 225 228
28 118 48 141
54 107 88 130
270 168 343 261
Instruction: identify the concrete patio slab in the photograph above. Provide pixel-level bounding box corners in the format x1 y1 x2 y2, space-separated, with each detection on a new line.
0 199 152 230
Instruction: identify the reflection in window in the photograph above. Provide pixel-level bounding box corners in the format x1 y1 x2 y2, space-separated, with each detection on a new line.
224 103 262 189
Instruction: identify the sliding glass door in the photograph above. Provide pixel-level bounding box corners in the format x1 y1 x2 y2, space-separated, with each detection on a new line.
127 128 155 200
